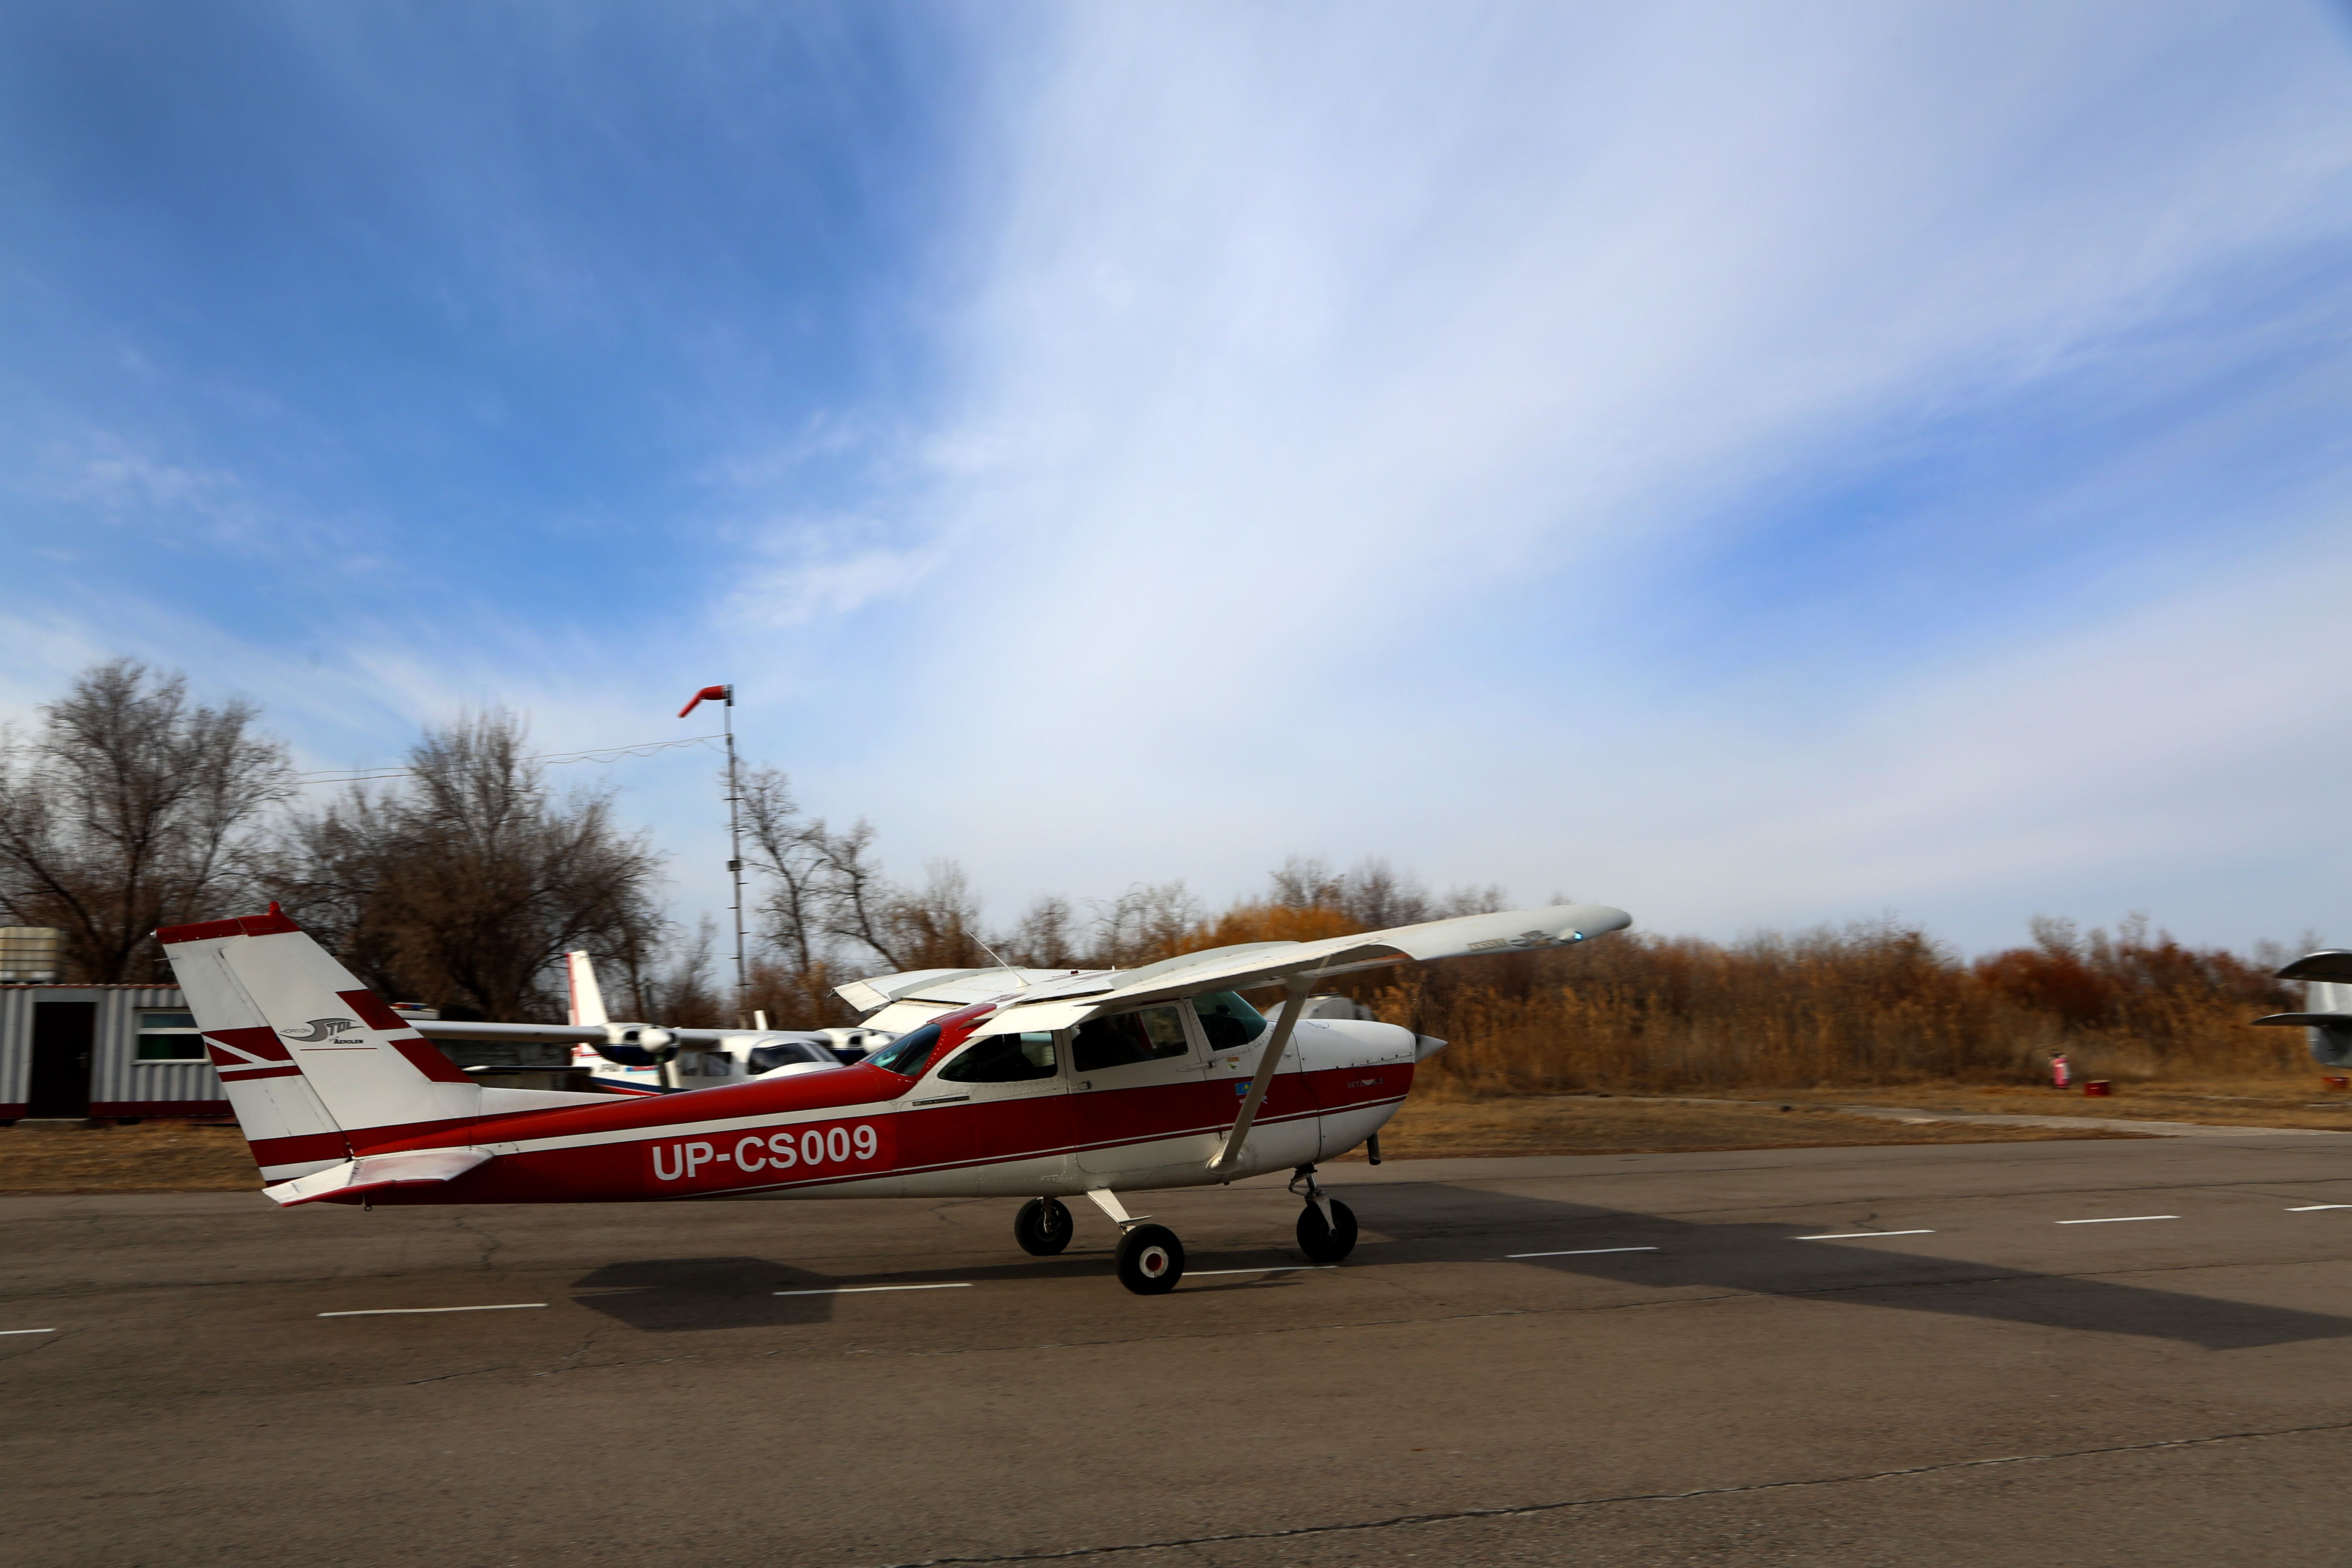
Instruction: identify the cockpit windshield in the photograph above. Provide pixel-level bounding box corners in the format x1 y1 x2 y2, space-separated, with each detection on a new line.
865 1023 943 1076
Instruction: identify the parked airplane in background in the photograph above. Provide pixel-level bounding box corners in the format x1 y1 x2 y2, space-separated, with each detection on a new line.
2254 950 2352 1066
160 899 1630 1294
404 951 878 1094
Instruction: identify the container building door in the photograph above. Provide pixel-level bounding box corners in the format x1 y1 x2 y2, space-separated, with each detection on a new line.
28 1001 95 1117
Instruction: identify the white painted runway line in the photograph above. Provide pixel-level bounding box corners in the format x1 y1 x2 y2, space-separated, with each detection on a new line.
772 1283 973 1297
1794 1230 1937 1240
1 1328 57 1335
1185 1266 1340 1276
1506 1247 1661 1258
2055 1215 2178 1225
2287 1204 2352 1211
319 1303 548 1317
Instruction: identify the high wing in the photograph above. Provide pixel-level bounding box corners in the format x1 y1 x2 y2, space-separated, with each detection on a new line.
1053 902 1633 1013
838 902 1633 1036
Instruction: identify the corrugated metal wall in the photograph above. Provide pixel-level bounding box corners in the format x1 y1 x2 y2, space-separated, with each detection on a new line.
0 987 31 1108
0 985 228 1117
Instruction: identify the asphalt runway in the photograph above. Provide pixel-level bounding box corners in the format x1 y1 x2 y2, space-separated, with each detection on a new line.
8 1135 2352 1567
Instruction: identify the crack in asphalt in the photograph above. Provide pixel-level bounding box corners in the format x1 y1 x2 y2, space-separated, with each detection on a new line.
870 1419 2352 1566
404 1365 508 1385
448 1213 507 1272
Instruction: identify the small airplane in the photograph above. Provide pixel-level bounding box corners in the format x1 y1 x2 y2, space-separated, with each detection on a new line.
2252 950 2352 1067
402 951 871 1095
159 897 1631 1294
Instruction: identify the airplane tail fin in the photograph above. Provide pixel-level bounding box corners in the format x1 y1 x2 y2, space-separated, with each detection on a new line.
158 909 482 1181
565 950 609 1027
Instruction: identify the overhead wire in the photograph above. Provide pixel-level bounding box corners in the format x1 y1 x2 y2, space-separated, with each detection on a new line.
293 733 728 787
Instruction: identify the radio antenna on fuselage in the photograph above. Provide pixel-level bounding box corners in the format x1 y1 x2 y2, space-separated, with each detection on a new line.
971 934 1030 990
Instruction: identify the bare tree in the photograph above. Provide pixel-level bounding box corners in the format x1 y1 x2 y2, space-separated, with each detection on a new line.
739 765 831 980
619 915 725 1029
262 711 665 1020
1001 893 1080 968
1338 856 1432 928
1089 880 1203 966
0 660 292 981
1267 855 1343 909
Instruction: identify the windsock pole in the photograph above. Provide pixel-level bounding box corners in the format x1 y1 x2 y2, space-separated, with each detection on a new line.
680 683 747 1027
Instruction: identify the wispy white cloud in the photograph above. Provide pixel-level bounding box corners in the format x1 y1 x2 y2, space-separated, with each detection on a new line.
815 2 2352 946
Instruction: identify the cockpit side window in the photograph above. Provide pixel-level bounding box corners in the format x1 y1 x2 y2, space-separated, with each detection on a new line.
940 1030 1059 1084
1190 991 1267 1050
1073 1006 1191 1072
866 1023 943 1076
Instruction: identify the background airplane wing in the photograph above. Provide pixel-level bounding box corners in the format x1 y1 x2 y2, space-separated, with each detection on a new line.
414 1020 774 1048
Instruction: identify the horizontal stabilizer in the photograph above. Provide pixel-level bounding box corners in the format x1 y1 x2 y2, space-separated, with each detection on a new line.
263 1148 491 1208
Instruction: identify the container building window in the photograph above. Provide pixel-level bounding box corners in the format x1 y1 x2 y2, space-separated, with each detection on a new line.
136 1010 208 1061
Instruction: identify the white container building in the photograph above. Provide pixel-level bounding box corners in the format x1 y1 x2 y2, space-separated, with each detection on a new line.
0 984 227 1122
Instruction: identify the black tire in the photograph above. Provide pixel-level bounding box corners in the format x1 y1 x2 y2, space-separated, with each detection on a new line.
1297 1198 1358 1263
1114 1224 1185 1295
1013 1197 1073 1256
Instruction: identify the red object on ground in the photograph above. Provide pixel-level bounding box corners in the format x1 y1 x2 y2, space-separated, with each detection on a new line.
2083 1080 2111 1097
2051 1054 2071 1090
2324 1076 2349 1092
677 684 731 718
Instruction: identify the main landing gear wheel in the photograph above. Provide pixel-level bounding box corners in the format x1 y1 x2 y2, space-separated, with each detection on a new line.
1297 1198 1358 1263
1014 1197 1074 1256
1115 1224 1186 1295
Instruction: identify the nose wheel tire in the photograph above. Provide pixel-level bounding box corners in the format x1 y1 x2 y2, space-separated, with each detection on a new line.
1297 1198 1358 1263
1014 1197 1074 1256
1115 1224 1186 1294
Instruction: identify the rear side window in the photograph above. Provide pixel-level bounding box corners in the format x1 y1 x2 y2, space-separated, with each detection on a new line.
865 1024 943 1076
1073 1006 1191 1072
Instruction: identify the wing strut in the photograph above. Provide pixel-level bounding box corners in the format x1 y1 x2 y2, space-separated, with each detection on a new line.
1209 979 1312 1174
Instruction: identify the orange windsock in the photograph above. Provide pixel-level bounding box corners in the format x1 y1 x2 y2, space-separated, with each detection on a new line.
678 684 731 718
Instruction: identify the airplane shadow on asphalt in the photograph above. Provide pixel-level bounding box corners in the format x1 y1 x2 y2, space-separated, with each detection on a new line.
565 1250 1131 1331
560 1184 2352 1348
1345 1179 2352 1351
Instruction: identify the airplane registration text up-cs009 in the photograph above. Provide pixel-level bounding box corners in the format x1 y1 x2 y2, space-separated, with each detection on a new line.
158 900 1631 1294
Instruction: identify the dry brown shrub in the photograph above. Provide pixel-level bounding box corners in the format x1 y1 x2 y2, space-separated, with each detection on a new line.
1203 915 2302 1097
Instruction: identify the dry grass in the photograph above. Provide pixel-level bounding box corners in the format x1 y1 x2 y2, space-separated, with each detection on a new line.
1336 1094 2147 1161
1751 1076 2352 1131
0 1123 257 1194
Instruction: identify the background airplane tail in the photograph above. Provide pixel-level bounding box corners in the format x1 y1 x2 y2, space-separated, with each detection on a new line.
565 949 609 1026
158 908 483 1180
2256 952 2352 1068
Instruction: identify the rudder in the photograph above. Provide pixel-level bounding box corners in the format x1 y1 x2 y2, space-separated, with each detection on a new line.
158 908 482 1177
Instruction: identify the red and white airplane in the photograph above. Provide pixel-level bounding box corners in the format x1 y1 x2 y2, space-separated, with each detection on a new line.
158 899 1630 1294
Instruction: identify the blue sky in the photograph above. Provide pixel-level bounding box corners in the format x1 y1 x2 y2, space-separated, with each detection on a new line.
3 2 2351 957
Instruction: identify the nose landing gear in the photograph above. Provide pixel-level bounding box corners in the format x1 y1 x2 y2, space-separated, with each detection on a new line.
1292 1165 1357 1264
